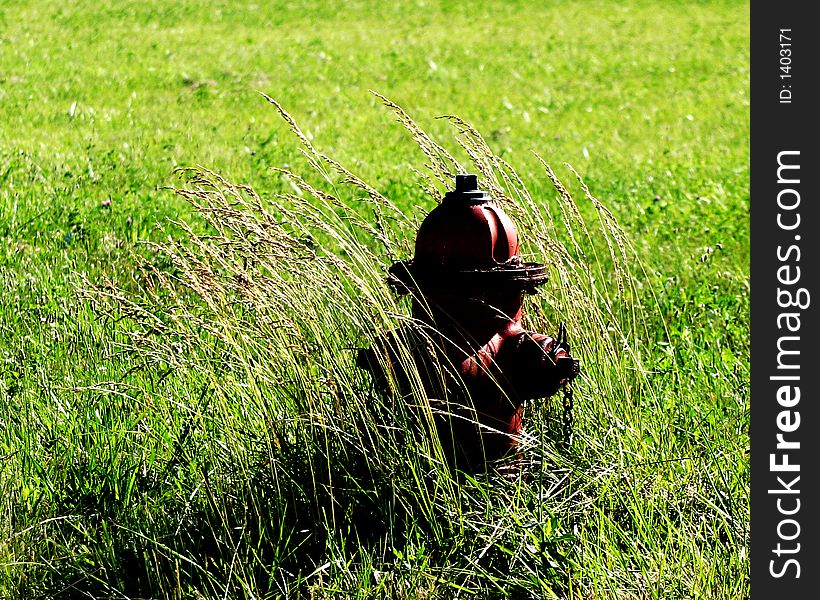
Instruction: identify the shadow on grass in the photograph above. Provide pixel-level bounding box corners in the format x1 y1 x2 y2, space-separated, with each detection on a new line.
28 410 573 599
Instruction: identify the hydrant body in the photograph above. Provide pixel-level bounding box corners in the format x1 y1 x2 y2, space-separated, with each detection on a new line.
359 175 579 472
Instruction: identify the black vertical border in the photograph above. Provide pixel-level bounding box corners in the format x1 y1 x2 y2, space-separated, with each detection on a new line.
751 3 818 597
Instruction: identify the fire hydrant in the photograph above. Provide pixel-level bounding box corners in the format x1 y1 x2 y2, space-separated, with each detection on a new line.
359 174 579 472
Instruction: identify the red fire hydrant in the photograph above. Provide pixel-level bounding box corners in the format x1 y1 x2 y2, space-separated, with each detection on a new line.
359 174 579 472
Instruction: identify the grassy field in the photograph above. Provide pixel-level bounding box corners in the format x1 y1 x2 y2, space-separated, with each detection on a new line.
1 1 749 598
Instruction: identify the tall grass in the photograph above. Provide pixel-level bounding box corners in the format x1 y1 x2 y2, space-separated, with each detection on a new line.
3 95 748 598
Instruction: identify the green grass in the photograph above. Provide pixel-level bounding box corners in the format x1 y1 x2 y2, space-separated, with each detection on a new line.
1 1 748 597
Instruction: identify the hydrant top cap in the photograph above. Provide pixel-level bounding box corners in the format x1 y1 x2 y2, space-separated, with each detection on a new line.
387 174 549 293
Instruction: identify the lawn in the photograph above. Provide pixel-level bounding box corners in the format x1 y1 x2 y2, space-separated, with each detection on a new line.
1 1 749 597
